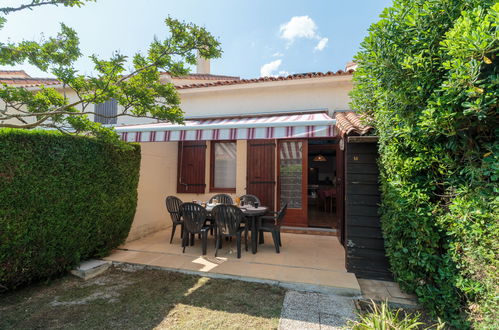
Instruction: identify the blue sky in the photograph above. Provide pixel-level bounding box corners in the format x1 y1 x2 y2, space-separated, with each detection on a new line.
0 0 393 79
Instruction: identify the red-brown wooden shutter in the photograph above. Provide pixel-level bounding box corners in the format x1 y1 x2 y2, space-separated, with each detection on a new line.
246 140 276 210
177 141 207 193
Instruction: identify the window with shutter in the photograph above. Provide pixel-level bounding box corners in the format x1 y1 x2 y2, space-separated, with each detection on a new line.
94 99 118 124
177 141 207 193
210 141 237 192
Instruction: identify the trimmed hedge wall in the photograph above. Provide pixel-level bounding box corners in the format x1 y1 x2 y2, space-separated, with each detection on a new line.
352 0 499 329
351 0 498 328
0 129 141 291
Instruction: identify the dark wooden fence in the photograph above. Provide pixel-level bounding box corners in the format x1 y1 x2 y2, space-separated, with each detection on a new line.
345 137 392 280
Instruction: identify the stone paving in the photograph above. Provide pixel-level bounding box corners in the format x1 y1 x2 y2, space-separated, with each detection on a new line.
357 279 418 307
279 291 357 330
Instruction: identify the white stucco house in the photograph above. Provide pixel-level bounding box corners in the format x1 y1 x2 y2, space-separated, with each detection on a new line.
1 59 392 281
0 60 356 238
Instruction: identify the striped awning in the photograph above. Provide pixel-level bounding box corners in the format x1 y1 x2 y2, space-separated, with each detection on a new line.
116 112 336 142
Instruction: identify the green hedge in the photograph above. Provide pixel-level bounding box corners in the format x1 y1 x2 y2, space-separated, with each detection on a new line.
351 0 498 328
0 129 141 291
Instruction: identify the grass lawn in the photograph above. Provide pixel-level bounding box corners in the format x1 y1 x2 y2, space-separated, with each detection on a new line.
0 265 285 329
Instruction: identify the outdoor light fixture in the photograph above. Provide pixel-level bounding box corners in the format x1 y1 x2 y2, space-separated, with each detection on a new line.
313 154 327 162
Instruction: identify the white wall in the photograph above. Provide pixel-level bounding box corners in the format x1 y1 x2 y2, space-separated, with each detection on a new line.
115 76 353 125
179 77 352 118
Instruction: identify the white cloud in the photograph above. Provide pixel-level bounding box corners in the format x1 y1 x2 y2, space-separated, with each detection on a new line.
260 59 283 77
314 37 328 51
279 16 330 52
278 70 290 76
279 16 318 43
272 52 284 57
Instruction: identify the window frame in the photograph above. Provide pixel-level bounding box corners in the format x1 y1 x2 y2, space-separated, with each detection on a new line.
209 140 237 193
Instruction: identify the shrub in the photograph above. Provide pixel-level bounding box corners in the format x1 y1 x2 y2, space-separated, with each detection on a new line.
351 0 498 328
0 129 141 291
350 300 445 330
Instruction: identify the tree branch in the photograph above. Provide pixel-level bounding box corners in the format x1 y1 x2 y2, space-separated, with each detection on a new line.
0 0 88 15
1 115 51 129
0 108 166 129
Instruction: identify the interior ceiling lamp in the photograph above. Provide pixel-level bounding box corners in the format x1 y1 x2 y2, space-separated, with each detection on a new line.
313 154 327 162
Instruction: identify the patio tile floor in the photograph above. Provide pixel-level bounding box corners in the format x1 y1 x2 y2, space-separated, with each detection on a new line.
104 228 361 295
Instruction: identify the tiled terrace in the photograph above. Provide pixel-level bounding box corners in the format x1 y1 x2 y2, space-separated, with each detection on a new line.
104 228 361 295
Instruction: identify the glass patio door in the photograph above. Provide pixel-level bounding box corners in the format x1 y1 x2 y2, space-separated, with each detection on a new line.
278 140 308 226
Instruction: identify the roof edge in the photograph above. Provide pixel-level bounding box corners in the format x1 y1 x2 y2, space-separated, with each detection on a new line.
177 70 354 90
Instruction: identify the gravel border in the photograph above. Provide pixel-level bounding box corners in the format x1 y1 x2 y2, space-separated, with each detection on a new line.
279 291 357 329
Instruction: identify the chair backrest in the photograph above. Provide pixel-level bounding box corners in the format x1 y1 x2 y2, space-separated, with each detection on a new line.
209 194 233 205
165 196 183 223
212 204 244 236
275 203 288 227
318 188 335 198
180 203 208 234
240 194 261 207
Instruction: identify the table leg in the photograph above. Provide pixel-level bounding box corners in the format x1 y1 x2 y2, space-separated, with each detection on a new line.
251 216 257 254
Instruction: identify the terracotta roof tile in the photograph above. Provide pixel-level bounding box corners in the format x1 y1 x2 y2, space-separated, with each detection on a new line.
335 111 373 136
0 71 240 88
0 70 31 78
159 72 240 81
176 70 354 89
0 70 351 89
0 77 60 87
175 73 240 80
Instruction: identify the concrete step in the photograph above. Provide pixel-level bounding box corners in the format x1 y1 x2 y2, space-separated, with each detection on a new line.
70 259 111 280
281 226 338 236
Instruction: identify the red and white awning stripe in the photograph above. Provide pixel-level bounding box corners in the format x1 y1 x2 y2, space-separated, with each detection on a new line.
116 112 336 142
280 141 303 160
